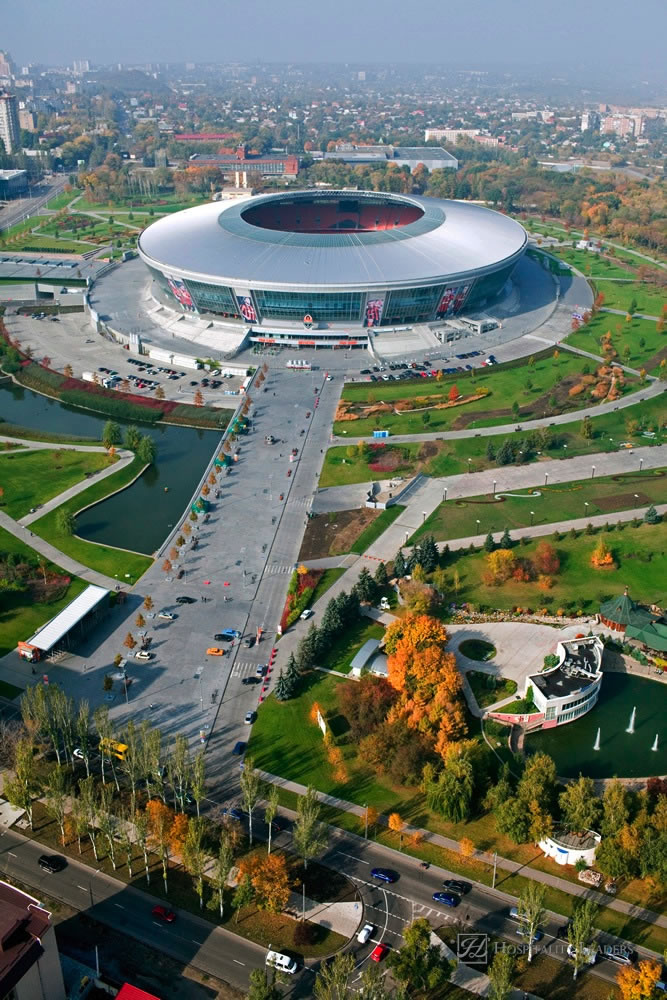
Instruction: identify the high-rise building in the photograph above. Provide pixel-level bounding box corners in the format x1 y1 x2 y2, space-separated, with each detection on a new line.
71 59 90 75
0 91 20 153
0 50 13 79
18 107 37 131
581 111 600 132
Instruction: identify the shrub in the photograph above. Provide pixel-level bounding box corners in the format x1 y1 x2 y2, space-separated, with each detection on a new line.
59 389 164 422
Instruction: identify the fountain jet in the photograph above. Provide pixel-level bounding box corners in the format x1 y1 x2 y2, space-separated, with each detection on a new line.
626 706 637 735
593 728 601 751
652 735 659 752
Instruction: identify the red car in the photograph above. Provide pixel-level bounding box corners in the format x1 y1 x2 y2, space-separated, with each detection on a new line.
152 904 176 923
371 944 389 962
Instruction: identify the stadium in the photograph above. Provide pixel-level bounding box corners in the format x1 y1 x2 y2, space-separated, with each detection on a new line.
137 190 527 348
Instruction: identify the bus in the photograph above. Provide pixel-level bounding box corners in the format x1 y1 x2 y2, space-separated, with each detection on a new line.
99 738 128 761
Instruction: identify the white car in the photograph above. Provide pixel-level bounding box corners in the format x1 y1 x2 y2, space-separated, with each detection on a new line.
357 923 374 944
300 609 313 620
73 748 85 760
158 610 175 620
135 650 153 660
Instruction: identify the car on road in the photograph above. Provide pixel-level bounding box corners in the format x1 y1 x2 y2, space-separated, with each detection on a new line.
206 647 225 656
73 748 85 759
231 741 247 756
602 946 637 966
222 806 244 821
176 596 196 604
300 609 313 620
371 868 398 884
432 891 460 908
515 926 544 943
370 944 389 962
556 921 572 940
244 710 257 725
567 943 597 966
152 904 176 923
242 677 260 686
135 650 153 660
357 923 374 944
213 633 234 642
158 610 175 620
442 879 471 895
220 628 241 638
244 636 255 648
39 854 67 873
256 665 268 677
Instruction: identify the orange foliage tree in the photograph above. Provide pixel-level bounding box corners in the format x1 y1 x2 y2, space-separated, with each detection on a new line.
240 852 291 913
482 549 516 585
388 812 404 850
590 538 615 568
169 813 189 856
616 960 662 999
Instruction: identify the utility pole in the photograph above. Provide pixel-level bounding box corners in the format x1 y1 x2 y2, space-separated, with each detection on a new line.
364 803 368 840
492 851 497 889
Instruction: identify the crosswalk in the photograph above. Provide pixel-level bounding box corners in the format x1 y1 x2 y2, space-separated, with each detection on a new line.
265 563 293 576
288 496 313 510
231 660 262 678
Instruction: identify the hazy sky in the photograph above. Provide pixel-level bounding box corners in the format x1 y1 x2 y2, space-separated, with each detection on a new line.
7 0 667 80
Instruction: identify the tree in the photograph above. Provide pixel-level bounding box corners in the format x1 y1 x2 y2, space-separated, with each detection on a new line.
125 425 142 451
388 811 405 850
146 798 173 894
388 918 451 992
581 415 594 439
169 812 189 856
374 562 389 588
602 780 629 837
314 952 355 1000
590 537 614 568
496 439 516 465
240 758 264 846
500 527 513 549
517 882 546 962
232 874 254 922
123 632 137 651
486 439 496 462
183 817 207 909
567 899 598 980
208 830 235 919
190 751 206 818
448 384 459 402
55 508 76 535
246 969 281 1000
357 962 390 1000
102 420 121 449
644 504 660 524
483 548 516 585
78 775 100 860
484 532 495 553
194 389 204 407
5 739 36 829
137 435 157 465
63 363 73 378
44 765 68 844
98 785 118 870
143 594 154 612
274 669 292 701
488 950 515 1000
354 566 377 604
293 785 328 869
394 549 407 579
617 959 662 1000
265 785 279 855
155 385 165 400
248 852 291 913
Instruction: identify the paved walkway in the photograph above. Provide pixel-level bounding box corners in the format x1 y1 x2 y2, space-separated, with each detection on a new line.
259 771 667 932
18 449 135 526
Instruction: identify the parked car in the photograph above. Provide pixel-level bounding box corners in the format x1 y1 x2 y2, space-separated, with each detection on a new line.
602 946 637 966
135 650 153 660
214 633 234 642
442 879 471 895
220 628 241 638
152 904 176 923
222 806 244 821
231 741 247 756
371 944 389 962
256 664 268 676
371 868 398 884
206 647 225 656
176 596 196 605
158 611 175 620
242 677 260 686
300 609 313 620
357 923 374 944
432 892 460 908
39 854 67 873
244 710 257 725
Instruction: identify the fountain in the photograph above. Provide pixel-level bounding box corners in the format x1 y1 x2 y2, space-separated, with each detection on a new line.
593 728 601 751
652 735 659 752
626 706 637 734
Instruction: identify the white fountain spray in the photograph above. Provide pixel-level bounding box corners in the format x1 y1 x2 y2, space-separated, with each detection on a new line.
593 728 601 751
626 706 637 735
652 735 659 752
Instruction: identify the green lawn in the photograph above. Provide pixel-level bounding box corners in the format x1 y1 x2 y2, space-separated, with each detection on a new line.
334 352 631 437
0 449 113 519
45 190 79 211
548 246 636 279
30 456 153 580
321 393 666 488
0 526 87 657
310 567 347 604
594 280 667 318
4 234 93 253
466 671 517 709
411 467 667 543
438 520 667 614
565 312 666 373
321 618 385 674
350 505 404 553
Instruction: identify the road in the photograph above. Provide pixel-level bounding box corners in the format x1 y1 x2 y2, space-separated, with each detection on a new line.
0 175 68 233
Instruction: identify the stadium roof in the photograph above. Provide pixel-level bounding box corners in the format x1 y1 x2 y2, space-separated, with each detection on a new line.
139 191 527 292
25 585 109 652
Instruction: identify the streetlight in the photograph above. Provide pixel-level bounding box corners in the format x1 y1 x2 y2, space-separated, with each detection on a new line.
199 672 204 714
468 458 472 473
363 803 369 840
639 457 644 472
476 519 481 534
584 501 589 516
591 465 595 479
544 472 549 487
530 511 534 526
422 511 427 524
442 487 447 503
493 480 497 496
404 530 409 544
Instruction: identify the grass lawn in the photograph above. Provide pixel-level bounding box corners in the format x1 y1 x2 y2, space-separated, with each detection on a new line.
4 234 93 253
334 352 631 437
30 456 153 580
459 639 496 662
0 525 86 657
514 953 619 1000
321 393 667 489
593 279 667 318
548 246 636 279
466 671 516 709
44 190 80 211
310 567 346 604
438 520 667 614
322 618 385 674
350 505 404 553
0 448 114 519
565 312 666 373
411 467 667 543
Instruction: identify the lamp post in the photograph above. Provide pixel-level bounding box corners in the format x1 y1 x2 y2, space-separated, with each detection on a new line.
493 480 497 496
468 458 472 473
476 519 481 534
404 530 409 545
544 472 549 487
530 511 534 527
591 465 595 479
639 457 644 472
584 501 589 517
364 803 369 840
442 487 447 503
422 511 427 524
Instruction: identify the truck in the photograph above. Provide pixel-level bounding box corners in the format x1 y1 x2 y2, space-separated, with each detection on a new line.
81 371 97 384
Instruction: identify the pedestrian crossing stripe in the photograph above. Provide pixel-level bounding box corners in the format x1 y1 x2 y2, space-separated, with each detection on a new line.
265 564 292 575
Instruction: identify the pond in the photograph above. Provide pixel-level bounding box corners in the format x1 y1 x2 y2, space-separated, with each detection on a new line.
526 672 667 778
0 384 219 554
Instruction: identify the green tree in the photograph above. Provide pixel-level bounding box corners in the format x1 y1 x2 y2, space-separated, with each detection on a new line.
182 817 207 909
293 785 328 870
55 508 76 536
208 830 235 919
124 425 141 451
102 420 121 449
354 566 377 604
581 415 594 439
488 950 515 1000
240 757 264 847
484 532 495 553
190 751 206 818
274 669 292 701
486 439 496 461
559 775 600 833
567 899 598 980
357 962 390 1000
517 882 546 963
232 874 254 922
394 549 407 578
247 968 281 1000
5 739 37 828
512 400 521 421
644 504 660 524
44 764 68 844
374 562 389 588
137 435 157 465
265 785 280 855
314 952 355 1000
500 526 513 549
387 917 451 992
76 700 91 778
601 780 629 837
496 439 516 465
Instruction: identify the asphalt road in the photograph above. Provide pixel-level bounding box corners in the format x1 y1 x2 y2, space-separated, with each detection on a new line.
0 176 68 232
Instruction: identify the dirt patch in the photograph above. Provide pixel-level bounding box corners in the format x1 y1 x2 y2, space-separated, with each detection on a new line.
643 344 667 372
417 440 439 460
596 491 651 512
299 508 382 560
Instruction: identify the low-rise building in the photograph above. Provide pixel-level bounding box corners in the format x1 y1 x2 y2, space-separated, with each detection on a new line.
528 636 603 728
0 881 65 1000
539 826 601 867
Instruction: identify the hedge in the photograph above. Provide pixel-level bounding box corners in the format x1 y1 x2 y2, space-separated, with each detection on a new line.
59 389 164 422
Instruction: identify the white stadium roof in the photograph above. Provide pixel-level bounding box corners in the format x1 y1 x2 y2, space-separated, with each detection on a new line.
25 584 109 651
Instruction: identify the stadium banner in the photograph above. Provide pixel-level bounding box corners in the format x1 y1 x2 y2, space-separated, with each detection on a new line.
364 297 385 327
167 277 197 312
436 283 471 318
236 294 258 323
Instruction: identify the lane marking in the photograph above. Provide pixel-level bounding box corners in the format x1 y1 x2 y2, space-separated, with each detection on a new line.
337 851 369 865
233 959 245 966
114 903 125 909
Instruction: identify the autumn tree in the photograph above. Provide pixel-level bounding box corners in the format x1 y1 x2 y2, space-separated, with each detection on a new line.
616 960 662 1000
590 537 614 568
532 541 560 576
143 595 154 612
146 798 173 894
244 852 290 913
483 548 516 585
194 389 204 407
169 812 189 856
448 384 459 402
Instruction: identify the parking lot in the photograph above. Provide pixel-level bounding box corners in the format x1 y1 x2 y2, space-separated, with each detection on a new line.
355 350 494 382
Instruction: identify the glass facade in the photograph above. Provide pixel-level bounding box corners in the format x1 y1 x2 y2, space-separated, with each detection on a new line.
382 285 444 324
183 279 240 318
253 289 364 323
466 262 514 309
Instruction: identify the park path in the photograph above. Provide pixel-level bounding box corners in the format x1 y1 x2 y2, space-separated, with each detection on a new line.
600 306 661 320
258 771 667 934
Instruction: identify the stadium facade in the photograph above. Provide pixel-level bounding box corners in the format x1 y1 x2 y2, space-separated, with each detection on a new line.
138 191 527 347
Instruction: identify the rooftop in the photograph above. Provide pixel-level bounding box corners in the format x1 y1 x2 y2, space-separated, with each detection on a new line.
0 882 49 997
24 584 108 651
547 827 601 852
350 638 382 672
599 590 658 628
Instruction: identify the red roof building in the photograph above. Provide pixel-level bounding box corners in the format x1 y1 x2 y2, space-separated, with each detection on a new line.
0 881 65 1000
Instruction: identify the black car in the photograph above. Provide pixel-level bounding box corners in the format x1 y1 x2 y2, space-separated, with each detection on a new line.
244 636 256 648
242 676 261 685
556 921 572 941
176 595 196 605
231 740 247 756
39 854 67 873
213 633 234 642
443 879 471 895
371 867 398 884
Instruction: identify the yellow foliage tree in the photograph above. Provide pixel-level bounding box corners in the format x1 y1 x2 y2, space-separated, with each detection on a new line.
483 549 516 585
388 812 404 850
590 538 614 568
616 959 662 999
247 852 291 913
459 837 475 859
169 812 189 856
